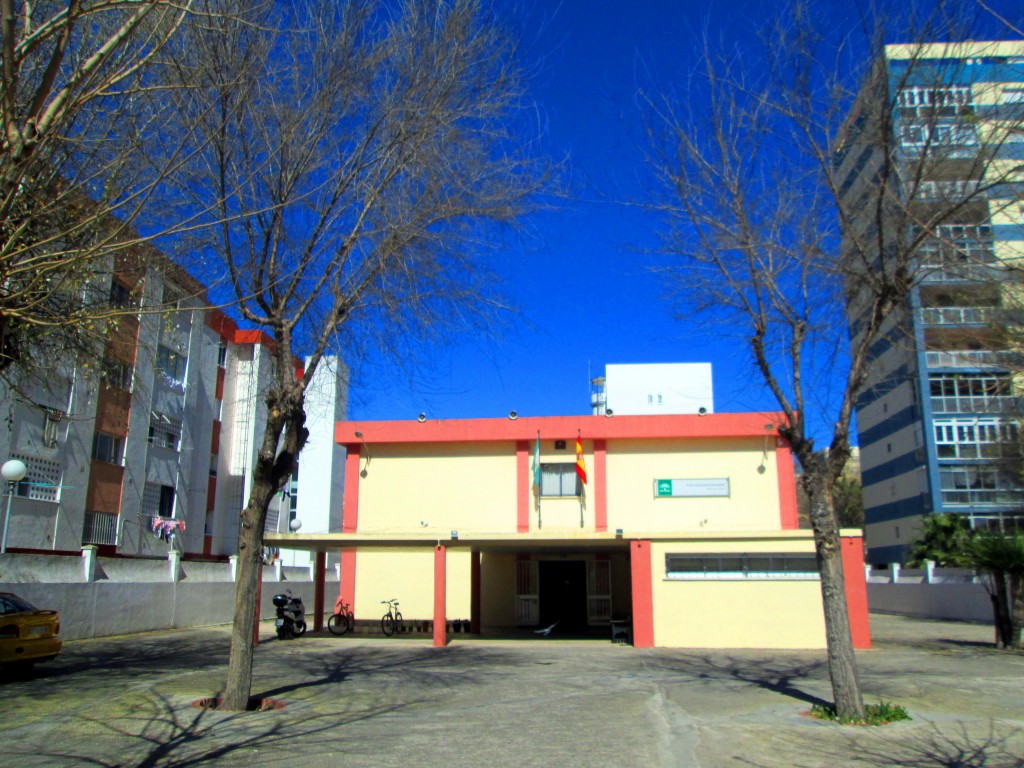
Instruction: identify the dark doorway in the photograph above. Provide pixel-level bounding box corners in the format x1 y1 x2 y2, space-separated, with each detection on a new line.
538 560 587 634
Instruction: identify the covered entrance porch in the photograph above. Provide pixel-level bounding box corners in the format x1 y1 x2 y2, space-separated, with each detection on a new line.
264 532 655 647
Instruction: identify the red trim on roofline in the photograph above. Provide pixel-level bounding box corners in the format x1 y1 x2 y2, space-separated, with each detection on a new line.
335 412 788 446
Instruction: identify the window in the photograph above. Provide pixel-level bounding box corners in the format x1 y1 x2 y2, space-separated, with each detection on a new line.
217 339 228 368
148 412 181 451
933 418 1019 460
101 358 134 391
539 463 581 497
156 345 187 387
43 409 63 448
1002 88 1024 104
898 85 973 112
91 433 124 465
899 122 977 147
665 553 819 580
109 280 136 309
142 483 176 517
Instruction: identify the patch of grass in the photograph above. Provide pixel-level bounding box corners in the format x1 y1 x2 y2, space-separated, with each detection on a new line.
810 701 911 726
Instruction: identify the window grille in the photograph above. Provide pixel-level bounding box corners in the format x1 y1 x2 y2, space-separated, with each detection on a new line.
665 553 820 580
10 452 61 502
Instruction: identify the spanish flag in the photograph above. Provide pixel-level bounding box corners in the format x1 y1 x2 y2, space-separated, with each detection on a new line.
576 434 587 485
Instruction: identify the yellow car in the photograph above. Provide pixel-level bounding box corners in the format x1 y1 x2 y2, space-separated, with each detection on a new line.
0 592 62 668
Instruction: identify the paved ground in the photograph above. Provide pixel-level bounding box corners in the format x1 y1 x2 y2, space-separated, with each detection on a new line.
1 614 1022 768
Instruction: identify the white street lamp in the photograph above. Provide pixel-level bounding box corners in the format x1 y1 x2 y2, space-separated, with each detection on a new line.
1 459 27 554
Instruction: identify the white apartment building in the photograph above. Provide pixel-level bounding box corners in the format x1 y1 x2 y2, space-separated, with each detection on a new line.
0 260 347 563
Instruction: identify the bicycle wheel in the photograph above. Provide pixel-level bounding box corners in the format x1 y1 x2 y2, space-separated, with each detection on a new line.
394 611 404 635
381 612 396 637
328 612 350 636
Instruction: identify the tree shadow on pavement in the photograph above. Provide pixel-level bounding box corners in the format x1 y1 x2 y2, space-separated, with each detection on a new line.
25 689 425 767
644 652 833 708
253 643 531 700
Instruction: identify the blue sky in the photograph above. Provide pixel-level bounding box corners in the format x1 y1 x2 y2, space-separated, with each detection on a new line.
347 0 1024 432
350 0 769 422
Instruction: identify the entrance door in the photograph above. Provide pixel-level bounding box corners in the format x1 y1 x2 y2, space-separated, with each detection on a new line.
539 560 588 633
587 559 612 625
515 560 539 626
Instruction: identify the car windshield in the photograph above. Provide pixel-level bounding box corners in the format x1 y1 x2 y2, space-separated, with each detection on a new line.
0 593 38 614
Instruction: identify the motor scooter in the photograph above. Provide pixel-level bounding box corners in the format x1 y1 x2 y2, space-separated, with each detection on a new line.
273 591 307 639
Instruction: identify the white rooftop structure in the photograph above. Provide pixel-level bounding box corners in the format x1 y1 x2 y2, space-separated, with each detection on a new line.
592 363 714 416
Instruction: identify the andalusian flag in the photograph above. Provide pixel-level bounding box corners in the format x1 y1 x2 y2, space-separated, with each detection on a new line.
576 433 587 485
531 433 541 490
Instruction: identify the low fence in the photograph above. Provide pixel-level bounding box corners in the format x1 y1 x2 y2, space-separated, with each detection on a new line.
866 563 994 623
0 549 339 640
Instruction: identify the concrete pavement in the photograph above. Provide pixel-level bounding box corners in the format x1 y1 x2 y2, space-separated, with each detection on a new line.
1 614 1022 767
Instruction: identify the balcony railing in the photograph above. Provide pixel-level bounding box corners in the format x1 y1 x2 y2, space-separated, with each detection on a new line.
918 261 1001 284
925 350 1024 370
911 179 982 201
931 395 1023 415
82 511 118 546
920 306 999 325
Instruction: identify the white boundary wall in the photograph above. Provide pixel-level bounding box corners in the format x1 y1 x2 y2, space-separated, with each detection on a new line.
866 564 994 623
0 551 338 640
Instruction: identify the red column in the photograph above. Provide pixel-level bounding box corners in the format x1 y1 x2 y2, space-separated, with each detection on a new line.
516 441 530 532
313 551 326 632
343 446 361 533
630 540 655 648
433 545 448 647
594 439 607 532
470 549 481 635
841 535 872 649
775 437 799 530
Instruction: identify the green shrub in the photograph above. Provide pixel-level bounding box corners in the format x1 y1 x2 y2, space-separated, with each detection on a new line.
810 701 911 726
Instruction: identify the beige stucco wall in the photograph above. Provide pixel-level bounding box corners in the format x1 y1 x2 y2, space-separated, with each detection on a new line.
357 443 518 535
606 438 782 533
649 539 826 649
354 547 472 622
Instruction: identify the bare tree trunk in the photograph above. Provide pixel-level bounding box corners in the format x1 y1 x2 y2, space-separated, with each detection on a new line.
991 571 1013 649
221 385 306 711
805 470 864 720
1010 573 1023 649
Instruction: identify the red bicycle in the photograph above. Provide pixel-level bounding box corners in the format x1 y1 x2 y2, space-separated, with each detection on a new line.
327 598 354 636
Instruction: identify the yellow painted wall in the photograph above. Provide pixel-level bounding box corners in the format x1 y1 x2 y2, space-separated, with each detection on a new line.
354 547 471 622
606 439 782 533
480 552 517 628
649 540 826 649
357 443 517 535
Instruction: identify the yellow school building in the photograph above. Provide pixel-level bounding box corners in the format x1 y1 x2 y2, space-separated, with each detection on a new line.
268 413 871 649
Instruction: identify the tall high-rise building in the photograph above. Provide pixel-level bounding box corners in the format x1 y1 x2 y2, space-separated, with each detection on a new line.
841 42 1024 565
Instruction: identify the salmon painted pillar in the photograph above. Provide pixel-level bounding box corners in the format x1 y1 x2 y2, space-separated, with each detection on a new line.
313 551 326 632
841 535 872 649
630 540 655 648
338 548 356 616
433 545 448 647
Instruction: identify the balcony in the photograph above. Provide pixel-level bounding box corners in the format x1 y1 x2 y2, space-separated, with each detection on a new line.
925 350 1024 370
918 262 1001 284
911 179 982 202
931 395 1023 415
82 511 118 546
919 306 999 325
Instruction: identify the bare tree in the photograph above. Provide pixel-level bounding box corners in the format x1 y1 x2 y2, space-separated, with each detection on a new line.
641 5 1024 720
0 1 210 391
162 0 551 710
